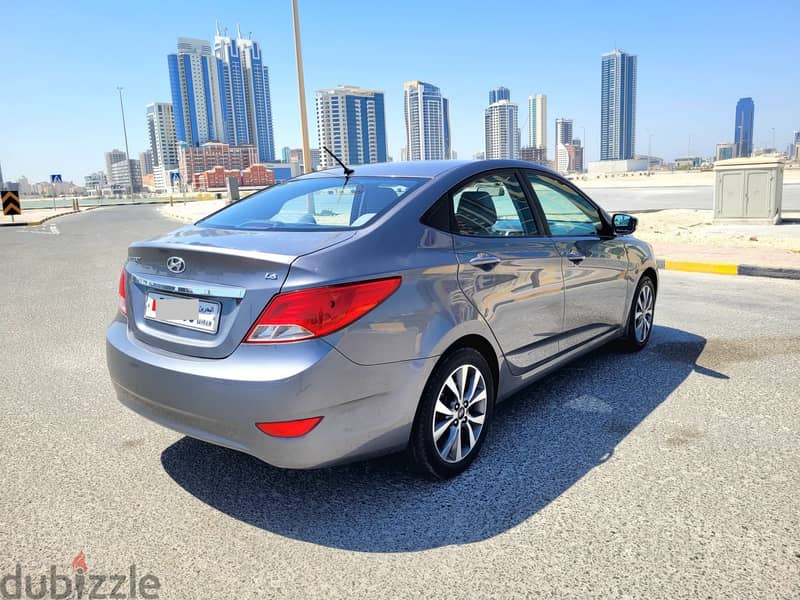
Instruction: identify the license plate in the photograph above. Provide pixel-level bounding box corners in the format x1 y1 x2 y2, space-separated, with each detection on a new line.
144 292 221 334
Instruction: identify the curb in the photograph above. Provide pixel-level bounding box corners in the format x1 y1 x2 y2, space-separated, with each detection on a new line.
657 259 800 280
0 209 81 227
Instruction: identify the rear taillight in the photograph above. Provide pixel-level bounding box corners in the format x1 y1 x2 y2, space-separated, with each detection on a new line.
118 269 127 316
244 276 401 343
256 417 323 438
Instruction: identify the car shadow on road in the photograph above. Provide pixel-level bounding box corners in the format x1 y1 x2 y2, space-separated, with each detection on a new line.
161 325 719 552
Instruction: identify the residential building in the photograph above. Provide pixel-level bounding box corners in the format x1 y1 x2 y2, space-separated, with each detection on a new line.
716 143 736 161
193 164 276 191
734 97 755 158
16 175 32 196
139 150 154 176
110 159 143 193
527 94 547 154
315 85 387 168
84 172 107 194
601 49 637 160
168 38 225 147
485 91 520 160
214 24 276 161
519 146 548 165
288 148 320 172
555 118 574 173
403 80 451 161
178 142 258 186
473 152 485 160
146 103 179 170
489 87 510 104
566 143 584 173
104 149 127 182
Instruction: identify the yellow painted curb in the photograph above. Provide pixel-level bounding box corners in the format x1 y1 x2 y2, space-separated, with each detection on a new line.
663 260 738 275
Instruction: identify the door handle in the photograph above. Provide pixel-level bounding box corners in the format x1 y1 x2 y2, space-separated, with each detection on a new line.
469 254 501 270
566 251 586 264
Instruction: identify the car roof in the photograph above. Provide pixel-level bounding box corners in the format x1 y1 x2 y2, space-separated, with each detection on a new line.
298 159 559 180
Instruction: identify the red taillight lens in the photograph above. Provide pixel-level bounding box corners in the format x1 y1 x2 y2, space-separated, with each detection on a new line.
118 269 127 316
256 417 323 438
245 277 401 343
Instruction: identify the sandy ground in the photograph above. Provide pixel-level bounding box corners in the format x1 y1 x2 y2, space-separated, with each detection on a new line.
635 210 800 251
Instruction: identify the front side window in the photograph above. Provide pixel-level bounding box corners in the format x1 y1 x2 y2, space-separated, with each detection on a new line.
451 172 538 237
199 176 426 231
526 173 603 236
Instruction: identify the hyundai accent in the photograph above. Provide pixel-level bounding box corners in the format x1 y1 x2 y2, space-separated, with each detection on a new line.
106 160 658 478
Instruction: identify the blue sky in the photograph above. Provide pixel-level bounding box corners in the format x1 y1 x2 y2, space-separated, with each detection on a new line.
2 0 798 183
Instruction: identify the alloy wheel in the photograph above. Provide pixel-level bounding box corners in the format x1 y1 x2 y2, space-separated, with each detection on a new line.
634 283 654 342
431 364 487 463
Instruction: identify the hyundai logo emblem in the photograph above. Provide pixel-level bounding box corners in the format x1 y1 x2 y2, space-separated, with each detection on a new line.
166 256 186 274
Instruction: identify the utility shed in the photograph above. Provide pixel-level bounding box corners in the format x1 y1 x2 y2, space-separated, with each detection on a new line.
713 156 784 224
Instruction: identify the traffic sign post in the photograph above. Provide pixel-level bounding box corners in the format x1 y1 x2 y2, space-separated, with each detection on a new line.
2 189 21 223
50 174 62 210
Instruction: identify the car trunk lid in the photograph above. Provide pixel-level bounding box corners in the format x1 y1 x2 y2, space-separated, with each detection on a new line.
124 225 354 358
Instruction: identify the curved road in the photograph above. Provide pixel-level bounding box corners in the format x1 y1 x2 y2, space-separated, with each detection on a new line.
0 206 798 598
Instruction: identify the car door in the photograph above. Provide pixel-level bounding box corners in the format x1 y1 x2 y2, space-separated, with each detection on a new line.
451 170 564 373
523 171 629 351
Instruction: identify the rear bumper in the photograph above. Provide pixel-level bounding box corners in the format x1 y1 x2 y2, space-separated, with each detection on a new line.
106 320 434 468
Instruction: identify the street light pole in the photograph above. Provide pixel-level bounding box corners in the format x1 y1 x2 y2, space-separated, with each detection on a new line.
117 86 133 197
291 0 312 175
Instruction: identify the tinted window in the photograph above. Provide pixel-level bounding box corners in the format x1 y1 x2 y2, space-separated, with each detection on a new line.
451 172 538 237
526 173 603 236
199 177 425 231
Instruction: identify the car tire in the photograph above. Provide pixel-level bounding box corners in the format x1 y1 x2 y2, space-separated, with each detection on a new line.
620 275 656 351
408 348 495 479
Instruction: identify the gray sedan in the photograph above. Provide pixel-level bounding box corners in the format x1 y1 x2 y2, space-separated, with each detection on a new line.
106 160 657 478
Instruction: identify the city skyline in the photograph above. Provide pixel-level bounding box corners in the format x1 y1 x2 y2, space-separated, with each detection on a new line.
2 0 798 182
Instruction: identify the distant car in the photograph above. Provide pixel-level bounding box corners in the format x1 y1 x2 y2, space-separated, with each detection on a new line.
106 160 657 478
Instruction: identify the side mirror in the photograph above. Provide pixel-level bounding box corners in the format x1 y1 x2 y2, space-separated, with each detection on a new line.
612 213 637 236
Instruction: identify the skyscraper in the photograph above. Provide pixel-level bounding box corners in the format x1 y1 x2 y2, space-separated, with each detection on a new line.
528 94 547 153
138 150 154 176
168 28 275 162
485 91 520 160
403 81 451 160
601 49 637 160
555 118 574 172
734 97 755 158
168 38 225 147
489 87 511 105
214 24 276 162
104 149 127 183
146 103 178 169
316 86 387 168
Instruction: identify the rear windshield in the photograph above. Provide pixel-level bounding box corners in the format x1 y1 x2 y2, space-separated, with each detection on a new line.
198 176 427 231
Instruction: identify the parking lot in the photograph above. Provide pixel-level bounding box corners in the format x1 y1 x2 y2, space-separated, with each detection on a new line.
1 206 798 598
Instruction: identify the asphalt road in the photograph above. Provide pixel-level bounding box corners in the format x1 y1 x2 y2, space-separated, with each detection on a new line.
1 206 798 599
587 183 800 212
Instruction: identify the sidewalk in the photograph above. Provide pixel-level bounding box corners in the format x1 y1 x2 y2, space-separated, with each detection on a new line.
0 206 86 226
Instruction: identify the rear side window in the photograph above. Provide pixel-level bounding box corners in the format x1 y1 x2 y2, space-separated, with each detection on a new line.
525 173 603 236
199 176 426 231
450 172 538 237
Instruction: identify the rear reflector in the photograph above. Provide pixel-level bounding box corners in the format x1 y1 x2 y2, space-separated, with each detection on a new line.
118 269 127 316
256 417 323 438
245 276 401 343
